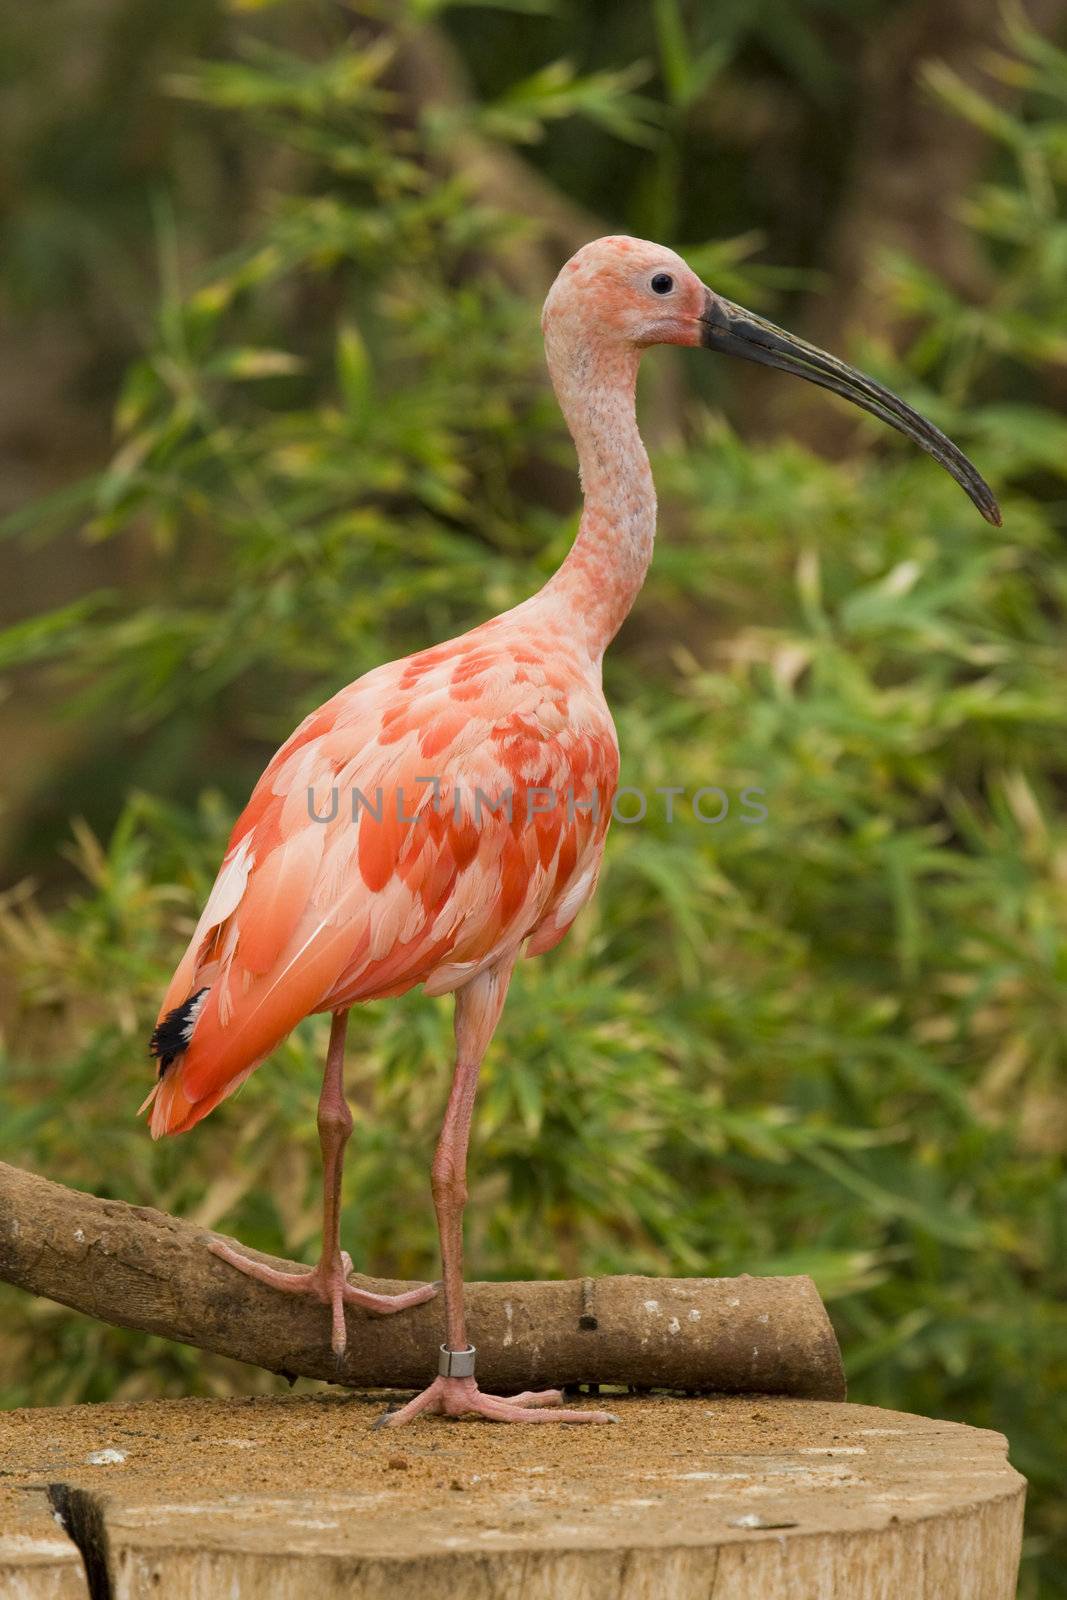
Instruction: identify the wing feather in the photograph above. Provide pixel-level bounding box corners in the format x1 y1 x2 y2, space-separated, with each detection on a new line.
235 824 325 975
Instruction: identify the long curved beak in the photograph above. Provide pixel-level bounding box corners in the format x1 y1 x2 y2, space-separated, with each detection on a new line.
699 290 1001 526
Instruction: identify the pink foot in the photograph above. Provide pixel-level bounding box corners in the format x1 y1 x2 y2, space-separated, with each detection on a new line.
378 1374 618 1426
208 1240 438 1357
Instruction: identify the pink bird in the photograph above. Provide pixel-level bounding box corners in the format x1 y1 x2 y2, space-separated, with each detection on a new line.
145 236 999 1426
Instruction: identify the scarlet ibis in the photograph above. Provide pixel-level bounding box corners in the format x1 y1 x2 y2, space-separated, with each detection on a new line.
146 236 999 1425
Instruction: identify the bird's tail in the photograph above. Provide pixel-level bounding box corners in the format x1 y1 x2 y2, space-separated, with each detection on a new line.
142 987 254 1138
140 1056 256 1138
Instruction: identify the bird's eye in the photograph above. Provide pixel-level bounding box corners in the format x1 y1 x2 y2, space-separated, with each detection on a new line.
650 273 675 295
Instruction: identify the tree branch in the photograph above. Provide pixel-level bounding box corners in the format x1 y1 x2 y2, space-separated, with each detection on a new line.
0 1161 845 1397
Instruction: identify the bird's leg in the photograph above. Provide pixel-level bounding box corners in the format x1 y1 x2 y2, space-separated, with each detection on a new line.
209 1008 437 1356
381 962 615 1427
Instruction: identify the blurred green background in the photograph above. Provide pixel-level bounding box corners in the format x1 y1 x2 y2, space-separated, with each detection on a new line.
1 0 1066 1591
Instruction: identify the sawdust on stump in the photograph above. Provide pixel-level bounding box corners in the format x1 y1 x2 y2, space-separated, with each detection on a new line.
2 1392 1025 1599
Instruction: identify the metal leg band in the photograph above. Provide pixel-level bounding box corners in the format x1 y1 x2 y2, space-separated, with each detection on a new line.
438 1343 476 1378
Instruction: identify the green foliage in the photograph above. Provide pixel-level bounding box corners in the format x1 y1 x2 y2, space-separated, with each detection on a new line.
1 5 1065 1594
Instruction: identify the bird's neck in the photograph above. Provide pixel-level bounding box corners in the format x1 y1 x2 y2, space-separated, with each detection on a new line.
541 338 656 660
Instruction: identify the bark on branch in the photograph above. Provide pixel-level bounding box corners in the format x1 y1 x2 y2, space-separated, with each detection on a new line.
0 1161 845 1398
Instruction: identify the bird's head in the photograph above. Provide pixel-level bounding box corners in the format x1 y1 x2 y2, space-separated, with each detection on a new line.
543 236 703 351
543 234 1001 526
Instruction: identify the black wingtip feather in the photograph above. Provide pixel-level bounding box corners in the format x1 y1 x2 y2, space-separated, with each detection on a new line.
149 987 209 1078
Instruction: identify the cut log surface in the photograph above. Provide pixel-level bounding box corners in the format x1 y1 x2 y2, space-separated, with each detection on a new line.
1 1394 1024 1600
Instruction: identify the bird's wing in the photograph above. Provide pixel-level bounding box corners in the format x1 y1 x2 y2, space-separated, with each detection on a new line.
146 634 617 1135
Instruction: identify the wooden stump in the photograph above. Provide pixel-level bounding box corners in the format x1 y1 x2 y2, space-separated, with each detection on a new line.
1 1394 1024 1599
